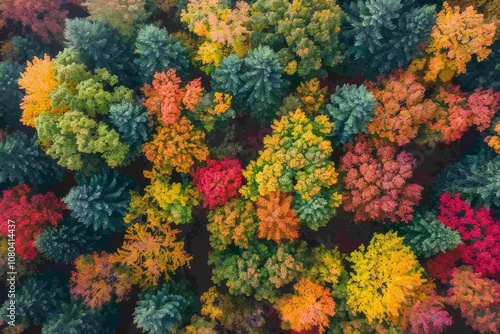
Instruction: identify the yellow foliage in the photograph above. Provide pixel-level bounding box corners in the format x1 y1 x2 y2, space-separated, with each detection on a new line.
296 78 327 115
347 232 427 327
304 245 344 285
18 55 66 127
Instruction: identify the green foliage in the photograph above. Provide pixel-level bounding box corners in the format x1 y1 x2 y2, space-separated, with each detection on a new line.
0 272 68 327
209 240 308 301
342 0 436 79
35 111 130 172
35 218 106 263
63 170 134 232
397 211 462 258
0 61 23 128
134 281 195 334
433 147 500 208
324 84 377 144
51 48 134 117
42 301 118 334
460 41 500 92
6 36 49 64
64 18 138 85
135 25 190 81
211 54 245 101
0 131 63 188
241 46 289 124
293 190 338 231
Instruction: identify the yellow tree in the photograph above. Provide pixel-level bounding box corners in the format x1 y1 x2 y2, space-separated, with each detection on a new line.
346 232 428 328
411 2 496 82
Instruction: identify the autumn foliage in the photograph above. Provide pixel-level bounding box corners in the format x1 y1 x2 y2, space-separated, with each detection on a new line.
340 134 423 222
256 191 300 243
0 184 65 260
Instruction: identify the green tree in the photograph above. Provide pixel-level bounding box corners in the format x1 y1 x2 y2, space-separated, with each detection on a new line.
0 61 23 128
63 170 134 231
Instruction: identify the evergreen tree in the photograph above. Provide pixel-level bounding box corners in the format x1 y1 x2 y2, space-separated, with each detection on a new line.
0 61 23 128
4 36 50 64
63 170 134 232
342 0 436 79
460 41 500 92
211 54 245 102
0 131 64 188
397 211 462 258
135 25 190 81
35 218 106 263
324 84 377 145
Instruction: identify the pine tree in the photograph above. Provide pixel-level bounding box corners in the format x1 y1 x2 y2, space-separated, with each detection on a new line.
211 54 245 103
342 0 436 79
398 211 462 258
460 41 500 92
63 170 134 232
0 61 23 128
0 131 63 188
135 25 190 81
324 84 377 145
2 36 49 64
35 218 106 263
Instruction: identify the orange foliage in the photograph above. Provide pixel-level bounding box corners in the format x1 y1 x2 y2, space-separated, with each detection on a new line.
142 116 209 176
275 278 335 334
110 223 193 289
70 251 133 309
367 69 437 146
142 69 204 125
415 2 496 82
18 55 66 127
256 191 300 243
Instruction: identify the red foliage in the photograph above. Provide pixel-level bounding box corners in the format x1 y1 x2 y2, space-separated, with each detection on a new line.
437 193 500 279
428 85 500 144
405 293 452 334
0 184 65 260
425 248 463 284
340 134 423 222
0 0 67 41
192 158 243 209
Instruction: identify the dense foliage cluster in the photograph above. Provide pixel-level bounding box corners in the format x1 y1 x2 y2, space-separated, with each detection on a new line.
0 1 499 333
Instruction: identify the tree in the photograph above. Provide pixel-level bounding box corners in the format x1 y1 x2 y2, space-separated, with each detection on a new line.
424 84 500 146
0 0 67 41
425 248 463 284
192 158 243 209
125 175 201 226
397 211 462 258
366 69 437 146
275 278 335 333
0 272 69 327
347 232 428 327
325 84 377 145
433 148 500 208
180 0 251 74
134 282 195 334
35 218 105 263
135 25 190 81
18 55 65 127
142 116 208 176
279 78 328 117
437 193 500 279
487 119 500 154
447 266 500 334
111 223 193 289
1 36 49 64
340 134 423 223
63 170 133 232
209 240 307 301
199 287 265 333
70 251 133 310
0 184 65 260
42 301 118 334
207 197 258 251
35 111 130 172
64 18 138 85
0 130 63 188
404 293 452 334
0 61 23 128
304 245 345 286
410 2 496 83
249 0 342 78
341 0 436 79
460 41 500 92
256 191 300 243
240 46 289 124
211 54 245 102
83 0 148 37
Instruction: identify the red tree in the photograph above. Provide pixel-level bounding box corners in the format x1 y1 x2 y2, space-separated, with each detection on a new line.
340 134 423 222
192 158 243 209
425 248 463 284
0 184 65 260
437 193 500 279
